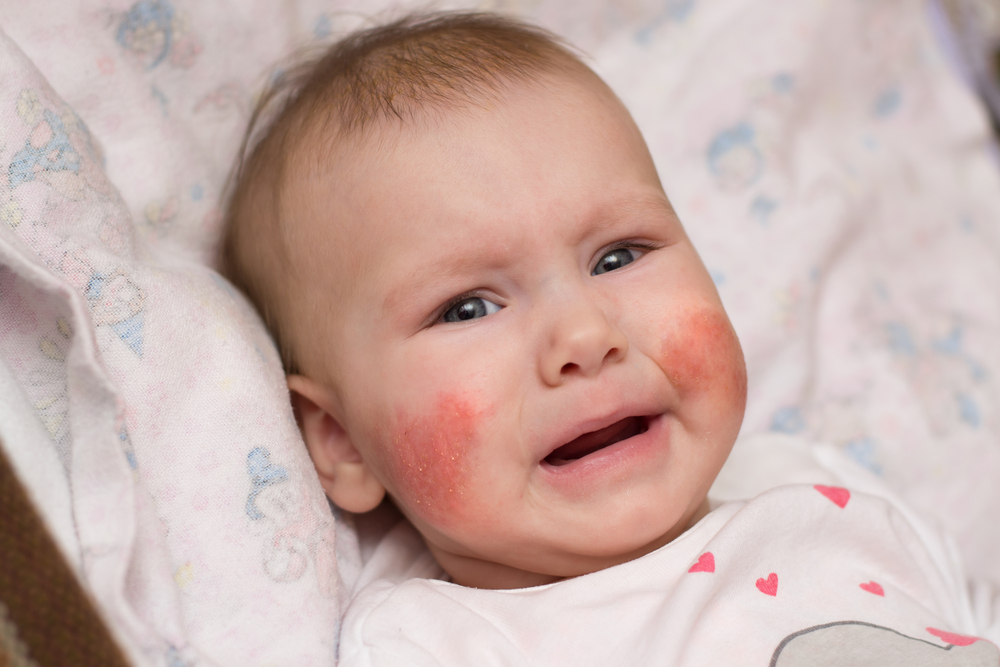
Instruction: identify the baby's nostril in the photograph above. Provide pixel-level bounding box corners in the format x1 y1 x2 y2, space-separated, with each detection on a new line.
560 362 580 375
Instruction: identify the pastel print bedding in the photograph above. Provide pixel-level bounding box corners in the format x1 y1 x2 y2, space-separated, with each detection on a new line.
0 0 998 665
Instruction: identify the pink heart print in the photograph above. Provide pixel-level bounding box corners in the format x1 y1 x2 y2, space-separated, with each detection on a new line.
688 552 715 573
756 572 778 596
859 581 884 596
926 627 979 647
814 485 850 508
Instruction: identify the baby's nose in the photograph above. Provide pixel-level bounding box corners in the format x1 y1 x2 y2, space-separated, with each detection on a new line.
539 301 628 386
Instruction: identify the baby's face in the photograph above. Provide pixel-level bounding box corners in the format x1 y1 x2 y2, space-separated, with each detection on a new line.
287 74 747 588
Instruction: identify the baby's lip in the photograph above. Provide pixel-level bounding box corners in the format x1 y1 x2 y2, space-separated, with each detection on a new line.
539 403 664 465
544 416 650 466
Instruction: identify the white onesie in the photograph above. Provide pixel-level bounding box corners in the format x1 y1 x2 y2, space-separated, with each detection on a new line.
337 443 1000 666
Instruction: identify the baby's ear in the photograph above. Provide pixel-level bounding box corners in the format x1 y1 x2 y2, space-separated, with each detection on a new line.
287 375 386 513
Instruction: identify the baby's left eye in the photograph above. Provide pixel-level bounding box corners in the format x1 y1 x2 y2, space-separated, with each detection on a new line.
592 247 639 275
441 296 502 323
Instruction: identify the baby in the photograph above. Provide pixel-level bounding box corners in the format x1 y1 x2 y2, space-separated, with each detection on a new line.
221 12 999 665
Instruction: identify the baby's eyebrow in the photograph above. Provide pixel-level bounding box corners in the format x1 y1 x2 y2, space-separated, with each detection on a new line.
380 251 501 317
613 193 676 223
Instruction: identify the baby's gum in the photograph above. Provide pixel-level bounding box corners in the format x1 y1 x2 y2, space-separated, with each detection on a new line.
387 393 483 526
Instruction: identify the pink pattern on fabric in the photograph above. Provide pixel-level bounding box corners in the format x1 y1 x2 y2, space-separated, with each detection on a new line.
926 628 979 646
814 485 850 508
756 572 778 596
688 552 715 573
859 581 884 596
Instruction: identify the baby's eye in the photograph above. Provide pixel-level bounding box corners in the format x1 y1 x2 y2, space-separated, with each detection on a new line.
442 296 502 323
592 247 639 275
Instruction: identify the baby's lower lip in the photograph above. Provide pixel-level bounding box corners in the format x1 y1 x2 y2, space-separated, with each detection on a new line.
537 414 668 492
544 416 650 466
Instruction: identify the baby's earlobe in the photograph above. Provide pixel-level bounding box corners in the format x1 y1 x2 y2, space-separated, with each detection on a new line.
287 374 386 513
323 461 386 513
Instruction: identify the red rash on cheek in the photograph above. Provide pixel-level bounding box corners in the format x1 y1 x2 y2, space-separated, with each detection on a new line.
660 307 748 405
384 393 484 527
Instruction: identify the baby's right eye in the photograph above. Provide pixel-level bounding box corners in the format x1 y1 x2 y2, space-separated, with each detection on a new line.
441 296 501 323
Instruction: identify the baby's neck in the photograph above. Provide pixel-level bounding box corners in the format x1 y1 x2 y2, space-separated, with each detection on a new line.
428 497 713 590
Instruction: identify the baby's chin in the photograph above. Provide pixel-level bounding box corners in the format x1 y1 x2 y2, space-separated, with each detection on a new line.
425 496 713 590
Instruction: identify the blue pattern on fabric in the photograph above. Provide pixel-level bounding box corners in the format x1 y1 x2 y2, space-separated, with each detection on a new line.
771 406 804 433
112 312 145 355
957 393 980 428
886 322 916 356
9 110 81 188
117 0 175 70
246 447 289 520
708 123 763 189
750 195 778 224
845 438 883 475
873 87 901 117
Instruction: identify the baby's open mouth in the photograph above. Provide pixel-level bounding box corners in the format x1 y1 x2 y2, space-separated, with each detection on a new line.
544 416 649 466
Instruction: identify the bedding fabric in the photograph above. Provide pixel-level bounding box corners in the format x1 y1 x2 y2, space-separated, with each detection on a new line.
0 0 999 665
0 21 341 667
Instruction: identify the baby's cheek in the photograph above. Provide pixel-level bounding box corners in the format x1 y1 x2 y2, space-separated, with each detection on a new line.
660 307 747 405
382 393 485 527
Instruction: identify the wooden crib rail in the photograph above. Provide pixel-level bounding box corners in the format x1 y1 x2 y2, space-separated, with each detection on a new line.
0 437 132 667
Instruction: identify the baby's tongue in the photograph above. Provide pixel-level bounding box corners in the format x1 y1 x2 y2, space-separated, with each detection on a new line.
545 417 642 466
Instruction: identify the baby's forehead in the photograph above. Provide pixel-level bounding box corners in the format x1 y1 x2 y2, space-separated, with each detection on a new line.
293 84 649 273
288 66 640 235
289 63 616 181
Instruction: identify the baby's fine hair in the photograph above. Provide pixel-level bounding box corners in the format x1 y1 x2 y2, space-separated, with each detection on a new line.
219 12 585 374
